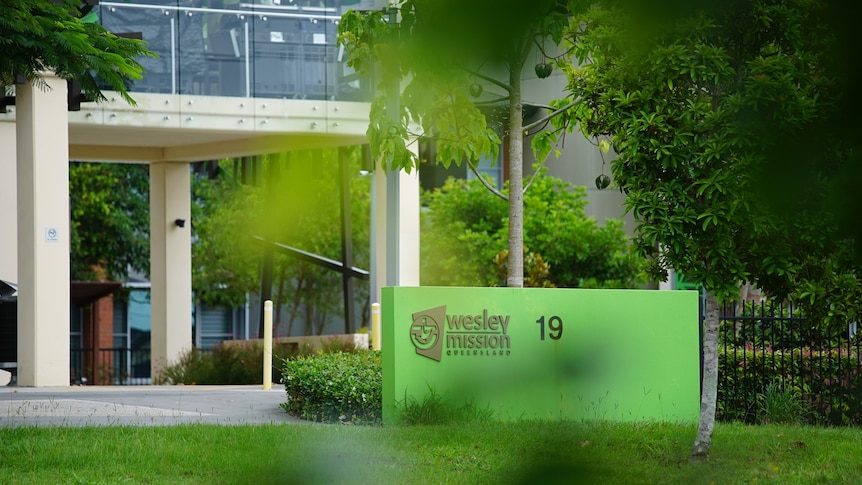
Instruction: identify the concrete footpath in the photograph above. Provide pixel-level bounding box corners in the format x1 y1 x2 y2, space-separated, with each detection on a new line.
0 385 303 427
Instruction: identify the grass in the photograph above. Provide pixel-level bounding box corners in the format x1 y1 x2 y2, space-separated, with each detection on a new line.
398 385 494 425
1 421 861 484
756 380 811 425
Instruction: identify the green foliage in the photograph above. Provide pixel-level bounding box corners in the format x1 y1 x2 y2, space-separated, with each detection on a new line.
565 0 857 305
69 162 149 281
317 335 362 354
155 341 308 385
192 172 262 307
756 380 810 425
282 350 382 425
0 0 155 104
398 385 493 425
567 3 862 457
421 173 644 288
268 149 372 334
718 302 849 351
339 0 577 287
718 346 862 426
493 248 555 288
420 176 506 287
339 0 568 173
192 149 371 333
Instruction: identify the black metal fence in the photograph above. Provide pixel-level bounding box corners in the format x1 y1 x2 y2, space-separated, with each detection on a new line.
70 348 151 386
718 301 862 425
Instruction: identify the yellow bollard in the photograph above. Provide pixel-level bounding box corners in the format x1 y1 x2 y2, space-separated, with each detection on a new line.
371 302 381 351
263 300 273 390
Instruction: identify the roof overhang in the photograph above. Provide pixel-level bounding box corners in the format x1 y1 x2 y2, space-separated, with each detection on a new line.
71 281 123 305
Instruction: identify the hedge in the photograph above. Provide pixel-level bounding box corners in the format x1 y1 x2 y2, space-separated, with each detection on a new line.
282 351 382 425
155 341 312 385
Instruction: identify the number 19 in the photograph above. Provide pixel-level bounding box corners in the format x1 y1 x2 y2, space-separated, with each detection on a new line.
537 315 564 341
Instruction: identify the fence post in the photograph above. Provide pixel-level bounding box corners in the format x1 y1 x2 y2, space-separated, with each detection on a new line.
371 303 381 351
263 300 273 390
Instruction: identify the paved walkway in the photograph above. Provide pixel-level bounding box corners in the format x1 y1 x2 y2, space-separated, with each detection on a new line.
0 385 303 427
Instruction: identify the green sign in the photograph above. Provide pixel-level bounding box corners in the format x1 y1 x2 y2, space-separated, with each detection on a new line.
382 287 700 424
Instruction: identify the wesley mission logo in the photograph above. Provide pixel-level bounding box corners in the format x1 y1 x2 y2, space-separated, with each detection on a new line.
409 305 512 362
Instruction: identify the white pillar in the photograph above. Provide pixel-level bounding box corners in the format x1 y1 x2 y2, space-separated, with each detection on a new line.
385 167 420 287
149 162 192 380
0 123 17 282
401 143 421 286
371 158 420 299
659 268 676 291
16 74 71 387
370 167 387 303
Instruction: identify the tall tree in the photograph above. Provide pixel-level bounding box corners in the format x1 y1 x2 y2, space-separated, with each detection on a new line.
192 150 372 335
267 149 372 335
70 162 150 281
564 0 861 459
191 166 262 307
339 0 575 287
1 0 154 103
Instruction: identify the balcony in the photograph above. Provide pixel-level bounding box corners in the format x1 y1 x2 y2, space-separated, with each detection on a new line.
2 0 379 163
98 0 368 101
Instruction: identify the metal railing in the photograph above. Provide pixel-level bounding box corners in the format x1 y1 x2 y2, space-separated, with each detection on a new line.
97 0 370 101
70 348 152 386
718 301 862 425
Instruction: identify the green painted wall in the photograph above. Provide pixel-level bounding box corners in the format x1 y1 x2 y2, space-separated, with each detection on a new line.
382 287 700 423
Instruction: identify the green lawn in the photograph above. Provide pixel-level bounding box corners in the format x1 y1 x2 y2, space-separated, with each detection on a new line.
1 421 861 484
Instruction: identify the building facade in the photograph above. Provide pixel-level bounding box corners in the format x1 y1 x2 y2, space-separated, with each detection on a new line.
0 2 631 386
0 0 421 386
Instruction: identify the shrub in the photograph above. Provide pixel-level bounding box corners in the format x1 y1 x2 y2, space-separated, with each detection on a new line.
156 341 310 385
421 174 644 288
718 346 862 425
756 380 810 425
282 350 382 425
318 335 362 354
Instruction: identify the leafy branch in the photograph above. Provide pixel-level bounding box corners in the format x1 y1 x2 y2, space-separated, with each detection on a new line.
464 67 513 94
523 99 579 133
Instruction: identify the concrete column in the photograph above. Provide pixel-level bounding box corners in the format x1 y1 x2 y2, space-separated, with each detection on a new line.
400 139 421 286
16 74 71 387
370 167 387 304
372 159 420 299
149 162 192 380
387 168 420 287
0 123 17 283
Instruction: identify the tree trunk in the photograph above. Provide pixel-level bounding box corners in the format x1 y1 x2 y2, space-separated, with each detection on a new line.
303 299 312 337
691 290 720 460
506 59 525 288
273 261 288 337
315 310 327 336
285 272 305 338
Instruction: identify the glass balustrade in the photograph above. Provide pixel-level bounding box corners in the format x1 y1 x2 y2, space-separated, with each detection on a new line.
97 0 372 101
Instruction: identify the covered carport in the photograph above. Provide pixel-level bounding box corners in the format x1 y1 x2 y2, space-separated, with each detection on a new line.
0 73 419 386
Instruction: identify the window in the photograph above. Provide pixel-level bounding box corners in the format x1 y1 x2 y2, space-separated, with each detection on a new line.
467 149 503 189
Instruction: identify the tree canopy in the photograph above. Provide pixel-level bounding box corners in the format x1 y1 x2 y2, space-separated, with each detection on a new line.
0 0 154 103
339 0 574 287
566 0 859 321
564 0 861 459
192 150 371 336
70 162 150 281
